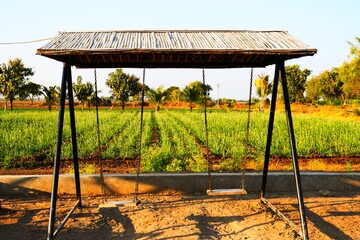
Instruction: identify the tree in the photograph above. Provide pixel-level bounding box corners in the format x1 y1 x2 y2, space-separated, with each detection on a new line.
338 61 360 104
146 86 169 111
73 76 95 110
317 68 343 104
181 81 212 112
222 98 237 111
19 81 42 105
0 58 34 111
337 37 360 104
166 86 181 102
105 69 142 111
188 80 212 96
254 74 272 111
348 36 360 59
181 85 201 112
282 65 311 103
42 86 59 111
305 76 322 103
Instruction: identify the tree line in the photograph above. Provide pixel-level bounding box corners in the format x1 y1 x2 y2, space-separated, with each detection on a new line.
256 37 360 108
1 37 359 111
0 61 212 112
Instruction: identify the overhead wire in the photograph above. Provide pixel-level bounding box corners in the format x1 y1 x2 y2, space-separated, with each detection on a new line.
0 37 52 45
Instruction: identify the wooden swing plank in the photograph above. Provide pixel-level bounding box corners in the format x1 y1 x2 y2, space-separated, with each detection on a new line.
207 188 247 196
99 200 141 208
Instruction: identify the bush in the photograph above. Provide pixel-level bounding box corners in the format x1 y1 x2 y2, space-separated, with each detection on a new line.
142 147 172 172
188 155 207 172
166 158 188 172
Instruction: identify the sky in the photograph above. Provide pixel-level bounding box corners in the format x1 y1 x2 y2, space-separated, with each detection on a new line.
1 0 359 100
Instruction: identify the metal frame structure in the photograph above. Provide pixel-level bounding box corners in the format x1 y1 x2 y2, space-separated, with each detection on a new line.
261 60 308 238
47 63 82 239
37 30 316 240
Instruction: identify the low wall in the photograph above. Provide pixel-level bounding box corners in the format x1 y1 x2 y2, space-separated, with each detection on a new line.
0 172 359 197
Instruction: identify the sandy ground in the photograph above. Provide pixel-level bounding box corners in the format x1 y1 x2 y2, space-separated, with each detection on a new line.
0 193 359 240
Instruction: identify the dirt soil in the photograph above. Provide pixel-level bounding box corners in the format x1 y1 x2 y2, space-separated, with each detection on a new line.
0 193 359 240
1 157 359 176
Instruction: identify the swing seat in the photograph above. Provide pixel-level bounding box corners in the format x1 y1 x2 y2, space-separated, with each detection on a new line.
207 188 247 196
99 199 141 208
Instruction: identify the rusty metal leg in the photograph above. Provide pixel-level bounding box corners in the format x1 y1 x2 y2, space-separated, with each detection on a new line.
47 63 69 240
279 61 309 240
67 66 81 207
260 62 280 198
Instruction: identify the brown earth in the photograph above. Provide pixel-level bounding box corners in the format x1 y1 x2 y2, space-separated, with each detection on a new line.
0 157 359 176
0 193 359 240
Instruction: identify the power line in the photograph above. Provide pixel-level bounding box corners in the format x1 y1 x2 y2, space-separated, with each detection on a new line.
0 37 52 45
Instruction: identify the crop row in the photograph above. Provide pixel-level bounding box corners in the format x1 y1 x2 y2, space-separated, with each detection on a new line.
0 110 359 170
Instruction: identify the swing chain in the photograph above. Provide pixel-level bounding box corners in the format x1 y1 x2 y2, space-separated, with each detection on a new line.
134 68 146 202
241 68 254 190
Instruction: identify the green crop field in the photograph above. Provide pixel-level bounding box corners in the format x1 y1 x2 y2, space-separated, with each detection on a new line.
0 109 359 171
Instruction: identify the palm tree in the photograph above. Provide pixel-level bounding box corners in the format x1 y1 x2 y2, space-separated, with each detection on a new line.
83 82 95 110
146 86 169 111
73 76 96 110
181 85 202 112
42 86 59 111
254 74 273 111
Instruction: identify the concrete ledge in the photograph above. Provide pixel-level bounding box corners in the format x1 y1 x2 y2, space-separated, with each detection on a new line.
0 172 359 197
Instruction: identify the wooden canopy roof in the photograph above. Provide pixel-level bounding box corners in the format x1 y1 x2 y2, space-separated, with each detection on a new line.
37 30 317 68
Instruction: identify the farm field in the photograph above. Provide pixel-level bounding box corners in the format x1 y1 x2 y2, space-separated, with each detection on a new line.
0 108 359 174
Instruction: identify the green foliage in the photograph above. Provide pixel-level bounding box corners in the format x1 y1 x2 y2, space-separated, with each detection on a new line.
68 163 96 175
345 161 353 172
305 76 321 103
0 58 34 111
42 86 59 111
338 37 360 104
1 110 359 170
219 158 242 171
306 36 360 106
166 86 181 102
105 69 142 111
166 158 188 172
73 76 95 110
254 74 273 110
222 98 237 110
319 68 343 104
181 85 201 111
281 65 311 103
146 86 169 111
19 81 42 104
181 81 212 112
188 155 207 172
142 146 172 172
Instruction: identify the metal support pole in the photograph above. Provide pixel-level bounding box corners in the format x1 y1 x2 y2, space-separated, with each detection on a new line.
279 61 309 240
67 67 82 206
260 62 280 198
47 63 69 240
202 69 211 191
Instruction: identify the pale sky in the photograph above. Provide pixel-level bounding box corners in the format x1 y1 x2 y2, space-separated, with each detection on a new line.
1 0 358 100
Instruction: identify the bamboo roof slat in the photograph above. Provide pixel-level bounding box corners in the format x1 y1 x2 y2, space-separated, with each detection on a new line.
37 30 316 68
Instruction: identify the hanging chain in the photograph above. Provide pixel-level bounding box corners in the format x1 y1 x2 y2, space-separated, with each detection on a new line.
94 69 106 200
241 68 254 190
134 68 146 202
203 69 212 191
